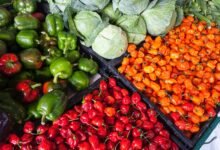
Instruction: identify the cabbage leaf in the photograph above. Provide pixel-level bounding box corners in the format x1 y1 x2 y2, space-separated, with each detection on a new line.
71 0 110 11
92 25 128 59
102 3 122 23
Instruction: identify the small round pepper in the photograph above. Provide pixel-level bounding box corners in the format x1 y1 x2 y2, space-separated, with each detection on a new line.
19 48 43 69
0 8 11 27
50 57 72 83
68 70 90 91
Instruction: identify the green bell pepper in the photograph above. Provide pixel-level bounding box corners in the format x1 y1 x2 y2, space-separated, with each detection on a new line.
0 30 16 43
50 57 72 83
19 48 43 69
45 14 64 37
14 14 40 30
37 90 67 125
57 31 77 54
0 40 6 55
13 0 37 14
26 101 41 120
35 67 52 81
0 8 11 27
42 47 62 65
65 50 80 63
16 30 38 48
78 58 98 75
0 92 26 124
68 71 90 91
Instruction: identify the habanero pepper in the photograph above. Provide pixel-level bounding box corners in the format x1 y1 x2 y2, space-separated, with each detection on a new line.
14 14 40 30
13 0 37 14
57 31 77 54
78 57 98 75
16 79 41 103
50 57 72 83
68 70 90 91
37 90 67 125
0 53 22 76
16 30 39 49
45 14 64 37
19 48 43 69
0 7 11 27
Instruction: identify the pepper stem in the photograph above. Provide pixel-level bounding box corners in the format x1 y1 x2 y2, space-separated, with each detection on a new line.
41 115 46 125
31 83 42 89
53 72 62 84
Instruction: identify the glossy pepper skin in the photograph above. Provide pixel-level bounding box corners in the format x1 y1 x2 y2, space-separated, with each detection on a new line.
16 30 38 49
45 14 64 37
0 30 16 43
39 32 57 50
19 48 43 69
26 101 41 120
0 91 26 124
13 0 37 14
0 8 11 27
0 53 22 76
65 50 80 63
68 71 90 91
14 14 40 30
0 40 7 56
58 31 77 54
78 58 98 75
42 80 67 94
43 47 62 65
37 90 67 125
16 79 41 103
50 57 72 83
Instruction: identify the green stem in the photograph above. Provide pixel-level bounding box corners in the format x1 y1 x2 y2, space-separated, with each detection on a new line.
53 72 62 84
41 115 46 125
31 83 42 89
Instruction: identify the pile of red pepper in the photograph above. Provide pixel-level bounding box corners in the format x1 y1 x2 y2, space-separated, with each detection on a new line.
0 78 179 150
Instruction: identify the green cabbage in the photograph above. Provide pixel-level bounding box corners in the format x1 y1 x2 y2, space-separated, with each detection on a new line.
74 11 109 46
112 0 149 15
71 0 110 11
141 0 177 36
116 15 147 44
102 3 122 23
92 25 128 59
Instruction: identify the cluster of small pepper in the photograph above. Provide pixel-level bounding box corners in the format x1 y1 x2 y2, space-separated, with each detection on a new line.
0 0 99 138
0 78 179 150
118 16 219 137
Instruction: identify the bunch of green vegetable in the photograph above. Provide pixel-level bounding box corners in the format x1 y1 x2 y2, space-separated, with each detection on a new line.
184 0 220 27
47 0 184 59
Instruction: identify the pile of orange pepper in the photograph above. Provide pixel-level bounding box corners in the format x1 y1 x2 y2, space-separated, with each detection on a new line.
118 16 220 137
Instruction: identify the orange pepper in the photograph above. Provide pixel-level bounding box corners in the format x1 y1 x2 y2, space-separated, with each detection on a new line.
158 97 170 107
193 106 205 117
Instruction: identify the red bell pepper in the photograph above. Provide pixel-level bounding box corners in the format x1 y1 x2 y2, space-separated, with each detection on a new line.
0 53 22 76
16 80 41 103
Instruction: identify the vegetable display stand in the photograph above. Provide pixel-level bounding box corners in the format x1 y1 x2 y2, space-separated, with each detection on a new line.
80 43 220 149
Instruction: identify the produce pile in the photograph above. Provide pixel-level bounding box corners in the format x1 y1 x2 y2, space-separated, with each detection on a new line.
118 16 220 137
47 0 184 59
0 78 179 150
0 0 98 139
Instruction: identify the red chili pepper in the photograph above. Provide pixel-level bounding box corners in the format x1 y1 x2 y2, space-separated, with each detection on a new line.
16 80 41 103
0 53 22 76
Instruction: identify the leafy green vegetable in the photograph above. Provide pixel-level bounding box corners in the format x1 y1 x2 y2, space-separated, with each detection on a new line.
112 0 149 15
116 15 147 44
141 0 177 36
92 25 128 59
73 11 109 46
102 3 122 23
71 0 110 11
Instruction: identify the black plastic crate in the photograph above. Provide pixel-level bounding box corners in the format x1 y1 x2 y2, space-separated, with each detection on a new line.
80 44 220 149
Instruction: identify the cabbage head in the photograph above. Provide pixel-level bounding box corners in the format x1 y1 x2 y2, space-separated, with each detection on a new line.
102 3 122 23
71 0 110 11
141 0 177 36
116 15 147 44
92 25 128 59
74 11 109 46
112 0 149 15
